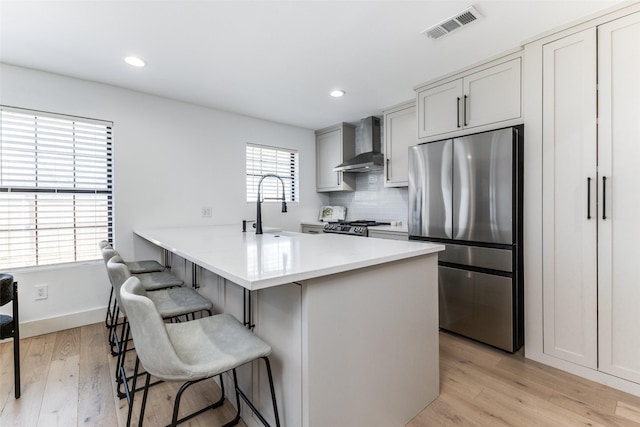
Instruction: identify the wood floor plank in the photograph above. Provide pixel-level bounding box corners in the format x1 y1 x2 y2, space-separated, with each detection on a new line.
0 332 57 426
37 328 81 427
473 386 608 427
496 355 621 416
0 337 15 412
409 389 492 426
550 391 640 427
439 332 503 369
616 400 640 424
77 323 117 426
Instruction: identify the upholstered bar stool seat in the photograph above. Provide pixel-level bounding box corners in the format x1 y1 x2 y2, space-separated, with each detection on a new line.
100 245 178 291
108 257 209 319
147 287 213 318
125 259 165 274
99 241 164 274
121 277 280 427
136 270 183 291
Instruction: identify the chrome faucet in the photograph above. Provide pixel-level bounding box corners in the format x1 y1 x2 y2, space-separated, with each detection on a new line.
255 174 287 234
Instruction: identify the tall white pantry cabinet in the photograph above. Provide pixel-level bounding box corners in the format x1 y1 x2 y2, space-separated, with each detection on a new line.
525 6 640 392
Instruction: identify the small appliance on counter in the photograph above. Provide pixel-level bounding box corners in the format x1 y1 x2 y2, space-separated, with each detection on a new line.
322 220 391 237
318 206 346 222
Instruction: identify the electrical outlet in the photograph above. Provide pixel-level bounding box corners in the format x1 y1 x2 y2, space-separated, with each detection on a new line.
35 284 48 300
202 207 212 217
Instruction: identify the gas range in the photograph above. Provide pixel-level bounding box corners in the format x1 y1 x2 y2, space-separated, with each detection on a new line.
322 220 391 237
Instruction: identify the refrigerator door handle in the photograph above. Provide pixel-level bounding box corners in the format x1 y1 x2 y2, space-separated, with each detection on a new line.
443 142 454 239
602 176 607 220
587 177 592 219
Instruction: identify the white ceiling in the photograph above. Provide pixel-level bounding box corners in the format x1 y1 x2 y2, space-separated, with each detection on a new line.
0 0 622 130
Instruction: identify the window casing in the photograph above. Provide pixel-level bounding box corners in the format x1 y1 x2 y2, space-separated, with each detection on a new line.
0 106 113 269
246 143 298 203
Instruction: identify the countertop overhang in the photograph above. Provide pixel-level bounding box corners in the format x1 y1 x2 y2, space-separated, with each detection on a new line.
135 225 443 290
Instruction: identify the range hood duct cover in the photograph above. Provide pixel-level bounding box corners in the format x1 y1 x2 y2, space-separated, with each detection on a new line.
333 116 383 173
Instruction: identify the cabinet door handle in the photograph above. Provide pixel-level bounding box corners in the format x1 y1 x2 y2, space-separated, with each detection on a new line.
386 158 390 181
337 172 341 186
602 176 607 220
587 177 592 219
456 97 461 128
463 95 468 126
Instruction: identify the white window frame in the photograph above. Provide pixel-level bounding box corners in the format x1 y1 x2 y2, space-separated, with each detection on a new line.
0 106 113 269
246 143 298 203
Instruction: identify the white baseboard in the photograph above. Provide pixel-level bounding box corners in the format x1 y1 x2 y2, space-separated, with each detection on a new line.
527 352 640 397
18 306 108 338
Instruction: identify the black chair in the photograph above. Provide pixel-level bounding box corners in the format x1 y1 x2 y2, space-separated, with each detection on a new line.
1 273 20 399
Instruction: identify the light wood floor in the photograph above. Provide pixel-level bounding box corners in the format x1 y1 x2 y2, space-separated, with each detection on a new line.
2 323 640 426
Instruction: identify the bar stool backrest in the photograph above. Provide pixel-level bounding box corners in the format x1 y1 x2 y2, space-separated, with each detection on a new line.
0 274 14 308
101 246 119 268
0 274 17 340
106 256 135 315
120 277 189 380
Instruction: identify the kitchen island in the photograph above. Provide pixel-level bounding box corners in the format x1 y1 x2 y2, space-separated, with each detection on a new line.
134 225 443 427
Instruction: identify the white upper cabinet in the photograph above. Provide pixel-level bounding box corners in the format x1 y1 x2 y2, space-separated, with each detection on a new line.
315 123 355 192
417 80 462 139
416 56 522 141
463 59 521 128
383 101 416 187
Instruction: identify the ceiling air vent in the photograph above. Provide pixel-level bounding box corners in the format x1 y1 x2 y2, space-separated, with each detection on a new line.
422 6 483 40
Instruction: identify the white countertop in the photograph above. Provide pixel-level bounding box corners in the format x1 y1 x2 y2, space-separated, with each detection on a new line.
135 225 442 290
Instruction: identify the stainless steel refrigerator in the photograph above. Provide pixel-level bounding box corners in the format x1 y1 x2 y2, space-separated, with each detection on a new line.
408 126 523 352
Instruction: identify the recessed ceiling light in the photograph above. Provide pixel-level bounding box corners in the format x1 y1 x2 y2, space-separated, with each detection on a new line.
330 90 345 98
124 56 146 67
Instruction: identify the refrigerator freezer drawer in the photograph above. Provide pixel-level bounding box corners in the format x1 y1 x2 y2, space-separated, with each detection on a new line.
439 243 512 272
439 266 514 351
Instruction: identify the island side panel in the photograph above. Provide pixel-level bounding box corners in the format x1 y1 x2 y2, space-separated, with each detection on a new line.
253 283 303 427
301 254 440 427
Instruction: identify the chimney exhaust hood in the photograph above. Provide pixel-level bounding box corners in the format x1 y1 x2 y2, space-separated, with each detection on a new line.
333 116 383 173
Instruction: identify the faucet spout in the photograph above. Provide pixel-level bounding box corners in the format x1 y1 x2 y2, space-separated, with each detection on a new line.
256 174 288 234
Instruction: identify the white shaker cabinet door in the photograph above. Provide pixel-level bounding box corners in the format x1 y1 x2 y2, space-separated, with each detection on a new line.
315 124 355 192
417 79 462 139
463 58 521 129
597 11 640 383
316 129 342 190
384 102 415 187
541 29 598 368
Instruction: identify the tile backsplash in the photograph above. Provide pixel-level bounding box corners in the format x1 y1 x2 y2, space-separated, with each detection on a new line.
329 171 408 222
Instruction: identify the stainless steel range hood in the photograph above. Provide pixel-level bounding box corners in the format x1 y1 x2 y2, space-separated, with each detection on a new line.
333 116 383 173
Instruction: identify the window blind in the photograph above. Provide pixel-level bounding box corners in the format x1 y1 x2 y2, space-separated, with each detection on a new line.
246 143 298 203
0 106 113 269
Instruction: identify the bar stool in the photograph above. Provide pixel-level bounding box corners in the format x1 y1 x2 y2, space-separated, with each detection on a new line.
101 245 183 352
107 256 214 401
100 241 170 329
120 276 280 427
0 273 20 399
